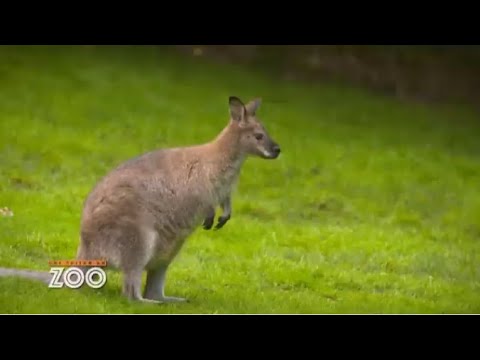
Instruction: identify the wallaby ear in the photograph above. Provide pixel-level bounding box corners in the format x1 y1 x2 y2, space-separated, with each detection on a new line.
245 97 262 115
229 96 246 122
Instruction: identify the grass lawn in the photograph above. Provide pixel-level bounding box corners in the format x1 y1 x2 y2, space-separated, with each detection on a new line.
0 45 479 314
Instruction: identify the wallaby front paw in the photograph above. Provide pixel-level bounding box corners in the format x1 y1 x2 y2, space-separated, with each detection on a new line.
203 216 214 230
214 214 230 230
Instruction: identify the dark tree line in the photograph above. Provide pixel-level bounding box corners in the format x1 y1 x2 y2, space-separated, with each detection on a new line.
174 45 480 109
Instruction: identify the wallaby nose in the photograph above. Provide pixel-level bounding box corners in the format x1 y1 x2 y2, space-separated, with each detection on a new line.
273 145 281 154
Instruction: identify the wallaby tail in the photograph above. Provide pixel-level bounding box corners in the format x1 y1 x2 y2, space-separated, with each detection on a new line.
0 267 52 284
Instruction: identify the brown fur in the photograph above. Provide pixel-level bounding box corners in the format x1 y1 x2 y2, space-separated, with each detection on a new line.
0 96 280 303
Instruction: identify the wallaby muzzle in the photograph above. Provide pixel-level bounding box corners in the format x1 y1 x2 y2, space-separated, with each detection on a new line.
265 141 281 159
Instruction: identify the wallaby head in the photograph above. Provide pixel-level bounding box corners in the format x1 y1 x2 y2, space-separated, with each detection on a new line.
226 96 281 160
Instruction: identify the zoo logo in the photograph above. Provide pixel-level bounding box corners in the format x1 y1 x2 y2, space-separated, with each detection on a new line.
48 259 107 289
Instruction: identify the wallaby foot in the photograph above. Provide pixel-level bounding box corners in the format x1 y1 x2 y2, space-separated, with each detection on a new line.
122 269 144 300
143 265 188 303
122 269 164 304
158 296 188 303
138 298 163 304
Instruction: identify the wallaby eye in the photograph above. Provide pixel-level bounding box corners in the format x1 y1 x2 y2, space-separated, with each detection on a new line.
254 133 264 140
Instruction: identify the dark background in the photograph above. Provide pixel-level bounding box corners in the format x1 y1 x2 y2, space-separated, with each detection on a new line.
173 45 480 109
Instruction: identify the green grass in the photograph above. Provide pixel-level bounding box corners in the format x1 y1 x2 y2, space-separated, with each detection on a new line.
0 45 479 314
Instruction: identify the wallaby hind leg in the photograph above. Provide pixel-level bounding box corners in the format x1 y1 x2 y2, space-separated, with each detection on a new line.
144 264 187 303
122 269 161 304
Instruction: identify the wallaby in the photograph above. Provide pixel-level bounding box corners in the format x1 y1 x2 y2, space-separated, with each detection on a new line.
0 96 281 303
